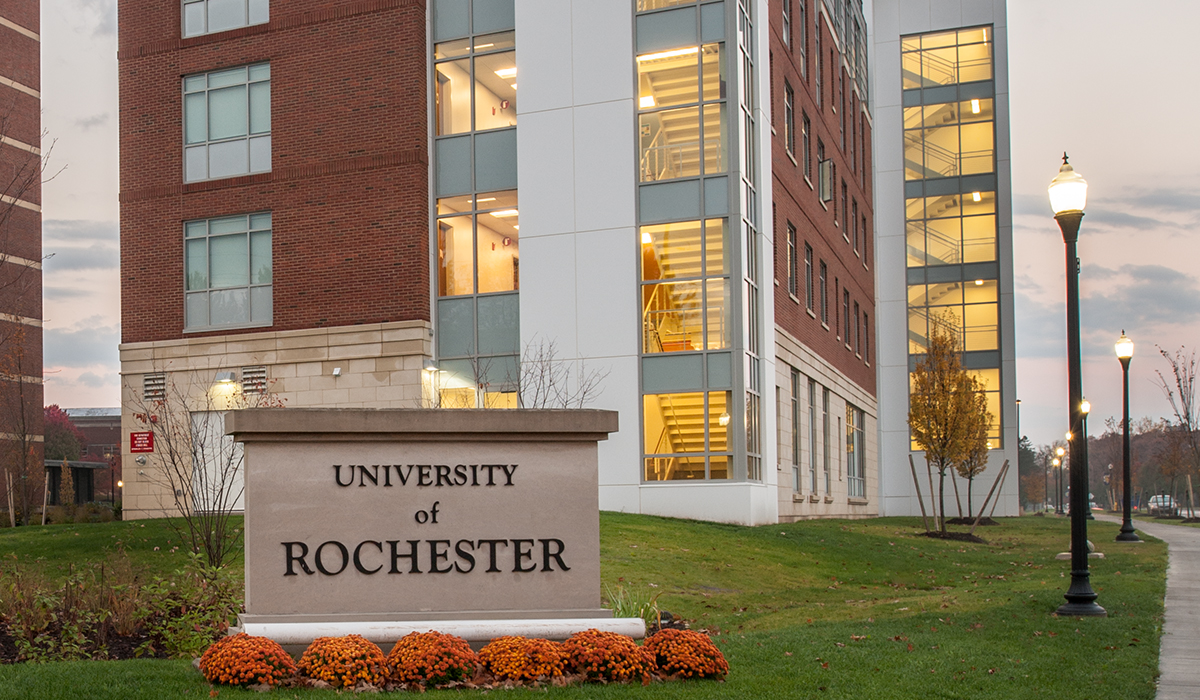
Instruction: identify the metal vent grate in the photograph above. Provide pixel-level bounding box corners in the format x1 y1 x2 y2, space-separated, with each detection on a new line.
241 366 268 394
143 373 166 400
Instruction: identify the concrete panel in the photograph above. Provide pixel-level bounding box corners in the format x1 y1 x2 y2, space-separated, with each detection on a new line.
571 0 633 106
592 354 641 488
897 0 932 35
515 0 574 114
598 484 640 513
929 0 963 29
960 0 993 27
516 110 576 238
573 101 636 232
575 228 637 358
872 0 901 42
873 105 904 173
520 233 578 358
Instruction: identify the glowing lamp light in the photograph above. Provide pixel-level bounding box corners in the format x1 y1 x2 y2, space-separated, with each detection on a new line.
1052 458 1060 468
1081 398 1091 414
214 371 235 384
1056 447 1066 457
640 95 656 109
718 411 731 427
1048 154 1088 215
971 98 981 114
641 231 653 245
972 191 982 202
1115 331 1134 360
117 480 124 488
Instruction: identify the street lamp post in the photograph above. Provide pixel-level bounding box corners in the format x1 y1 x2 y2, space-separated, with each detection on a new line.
1049 154 1105 616
1115 332 1140 542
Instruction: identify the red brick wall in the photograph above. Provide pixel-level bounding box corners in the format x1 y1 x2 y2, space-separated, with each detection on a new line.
0 0 38 33
769 0 875 395
118 0 430 344
0 0 42 448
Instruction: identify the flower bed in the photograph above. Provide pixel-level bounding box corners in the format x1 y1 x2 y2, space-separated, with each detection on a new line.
387 631 478 687
198 633 295 687
297 634 387 688
564 628 656 682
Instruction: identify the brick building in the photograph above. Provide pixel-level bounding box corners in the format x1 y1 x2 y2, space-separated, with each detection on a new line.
0 0 45 522
118 0 876 524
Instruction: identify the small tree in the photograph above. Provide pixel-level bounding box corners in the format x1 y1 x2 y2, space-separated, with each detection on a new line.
909 314 979 533
127 367 284 569
57 460 75 512
44 405 86 460
1156 346 1200 486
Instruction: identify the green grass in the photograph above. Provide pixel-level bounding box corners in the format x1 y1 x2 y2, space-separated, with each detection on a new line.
0 514 1166 700
1130 513 1200 528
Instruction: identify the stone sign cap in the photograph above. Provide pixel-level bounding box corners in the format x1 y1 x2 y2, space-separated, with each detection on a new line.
226 408 618 443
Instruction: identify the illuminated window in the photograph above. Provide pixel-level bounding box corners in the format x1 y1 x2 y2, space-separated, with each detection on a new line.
637 43 727 182
640 219 729 354
901 26 993 89
644 391 732 481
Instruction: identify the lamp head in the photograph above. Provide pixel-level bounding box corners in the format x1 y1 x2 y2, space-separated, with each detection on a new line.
1052 458 1060 467
1048 153 1088 215
1056 446 1066 457
1081 398 1091 415
718 411 731 427
1115 331 1134 360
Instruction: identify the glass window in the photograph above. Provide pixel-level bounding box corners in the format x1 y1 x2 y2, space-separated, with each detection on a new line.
786 224 797 296
901 26 993 90
183 64 270 182
437 190 519 297
184 212 272 330
434 42 517 136
801 112 811 180
808 378 817 492
643 390 732 481
819 260 827 324
182 0 268 38
640 219 729 353
804 243 813 310
784 82 795 156
638 43 726 182
822 386 830 492
846 405 865 497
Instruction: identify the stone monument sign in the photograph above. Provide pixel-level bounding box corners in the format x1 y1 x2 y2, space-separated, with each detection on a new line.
226 408 633 643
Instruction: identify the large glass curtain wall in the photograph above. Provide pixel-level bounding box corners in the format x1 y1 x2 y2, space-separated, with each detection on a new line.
432 0 519 408
636 0 754 483
901 26 1002 446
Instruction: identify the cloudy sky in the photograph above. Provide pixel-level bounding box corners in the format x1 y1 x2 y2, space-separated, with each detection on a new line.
38 1 1200 449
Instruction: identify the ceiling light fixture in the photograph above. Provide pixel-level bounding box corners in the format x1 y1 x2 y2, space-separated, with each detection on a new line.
972 191 982 202
494 67 517 79
637 46 699 62
971 98 981 114
639 95 656 109
490 209 519 218
641 231 652 245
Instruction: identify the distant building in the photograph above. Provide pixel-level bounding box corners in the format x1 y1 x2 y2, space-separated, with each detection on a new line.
117 0 875 525
870 0 1019 515
0 0 45 517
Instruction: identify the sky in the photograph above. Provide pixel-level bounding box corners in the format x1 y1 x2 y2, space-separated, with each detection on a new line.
36 1 1200 450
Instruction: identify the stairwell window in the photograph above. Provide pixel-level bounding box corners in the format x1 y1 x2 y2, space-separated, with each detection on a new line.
638 43 727 182
643 391 733 481
184 212 272 330
183 0 268 37
640 219 729 354
184 64 270 182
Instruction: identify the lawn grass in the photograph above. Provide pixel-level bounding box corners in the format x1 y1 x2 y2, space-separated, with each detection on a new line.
1131 513 1200 529
0 514 1165 700
0 516 244 581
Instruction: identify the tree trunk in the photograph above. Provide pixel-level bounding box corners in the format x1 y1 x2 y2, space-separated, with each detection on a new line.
5 469 13 528
938 465 947 533
967 475 975 518
951 472 963 518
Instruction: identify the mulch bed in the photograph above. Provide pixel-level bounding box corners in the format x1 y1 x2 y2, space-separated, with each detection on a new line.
0 621 163 663
920 531 986 544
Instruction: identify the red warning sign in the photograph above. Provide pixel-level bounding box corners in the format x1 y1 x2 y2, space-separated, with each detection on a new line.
130 431 154 453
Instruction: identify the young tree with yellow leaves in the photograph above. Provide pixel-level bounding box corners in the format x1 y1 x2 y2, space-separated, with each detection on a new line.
909 314 988 533
956 386 993 518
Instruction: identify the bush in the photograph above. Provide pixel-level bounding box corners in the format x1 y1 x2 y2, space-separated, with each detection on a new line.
136 553 242 658
478 636 568 681
564 629 656 683
387 631 477 686
644 629 728 680
199 633 296 686
298 635 387 688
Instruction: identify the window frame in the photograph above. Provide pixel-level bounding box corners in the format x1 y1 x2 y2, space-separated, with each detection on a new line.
819 260 828 325
783 81 795 158
182 0 268 38
804 242 814 312
182 63 271 183
786 223 798 297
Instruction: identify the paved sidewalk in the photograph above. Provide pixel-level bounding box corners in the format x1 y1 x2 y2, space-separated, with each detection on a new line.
1095 514 1200 699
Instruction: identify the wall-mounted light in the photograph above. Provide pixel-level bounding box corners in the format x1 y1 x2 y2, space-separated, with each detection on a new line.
332 367 342 377
214 371 236 384
117 480 124 488
718 411 731 427
422 359 439 373
135 456 147 466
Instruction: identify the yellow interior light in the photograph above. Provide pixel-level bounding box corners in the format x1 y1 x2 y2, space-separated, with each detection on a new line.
639 95 656 109
490 209 519 218
972 191 982 202
974 279 984 286
494 67 517 79
637 46 699 62
718 411 731 427
641 231 653 245
971 99 981 114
